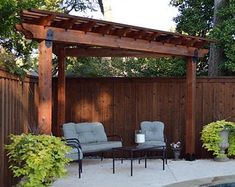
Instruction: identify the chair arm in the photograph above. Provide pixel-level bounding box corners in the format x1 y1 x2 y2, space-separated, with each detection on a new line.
63 138 82 150
66 143 83 159
107 135 123 142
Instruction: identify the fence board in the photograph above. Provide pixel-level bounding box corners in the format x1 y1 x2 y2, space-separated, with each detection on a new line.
0 70 38 187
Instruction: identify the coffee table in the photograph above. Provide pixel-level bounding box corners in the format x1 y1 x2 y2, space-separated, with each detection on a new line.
112 145 166 176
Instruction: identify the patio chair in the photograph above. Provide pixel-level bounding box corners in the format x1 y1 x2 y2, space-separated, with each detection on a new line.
64 138 83 178
63 122 122 160
140 121 167 164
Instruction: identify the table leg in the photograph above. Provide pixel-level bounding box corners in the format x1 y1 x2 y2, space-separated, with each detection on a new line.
145 151 147 168
112 151 115 174
131 151 133 176
121 150 123 164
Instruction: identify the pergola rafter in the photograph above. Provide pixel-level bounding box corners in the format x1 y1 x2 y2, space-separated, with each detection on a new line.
16 8 214 159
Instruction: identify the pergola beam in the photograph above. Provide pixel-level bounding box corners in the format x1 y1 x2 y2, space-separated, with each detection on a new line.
63 47 172 58
17 23 208 58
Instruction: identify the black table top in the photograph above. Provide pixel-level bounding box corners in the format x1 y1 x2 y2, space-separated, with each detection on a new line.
113 145 165 152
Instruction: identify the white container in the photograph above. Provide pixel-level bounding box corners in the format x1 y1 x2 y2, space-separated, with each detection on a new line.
135 130 145 143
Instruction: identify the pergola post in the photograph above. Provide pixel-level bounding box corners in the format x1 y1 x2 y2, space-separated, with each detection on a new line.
185 56 197 160
38 40 53 134
57 47 66 136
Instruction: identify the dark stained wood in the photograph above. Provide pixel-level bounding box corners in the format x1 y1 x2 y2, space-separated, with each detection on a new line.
38 40 52 134
185 57 196 154
20 8 213 49
37 14 55 26
64 47 171 58
114 27 131 37
57 47 66 136
17 23 209 58
148 32 160 41
78 21 96 32
59 18 77 30
0 69 38 187
94 24 112 35
52 76 234 159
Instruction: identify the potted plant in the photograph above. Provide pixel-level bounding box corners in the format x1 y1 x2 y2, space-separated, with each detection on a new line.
170 141 181 160
5 133 71 187
201 120 235 161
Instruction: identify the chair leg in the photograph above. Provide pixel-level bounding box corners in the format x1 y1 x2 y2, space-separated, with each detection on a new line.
78 160 82 178
80 159 83 173
165 150 167 164
101 152 104 161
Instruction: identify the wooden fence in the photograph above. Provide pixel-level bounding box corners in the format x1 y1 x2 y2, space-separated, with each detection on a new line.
0 69 38 187
53 77 235 158
1 69 235 186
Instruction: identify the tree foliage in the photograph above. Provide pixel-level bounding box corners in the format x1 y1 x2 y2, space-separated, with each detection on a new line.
66 57 186 77
170 0 214 37
0 0 103 77
171 0 235 75
210 1 235 75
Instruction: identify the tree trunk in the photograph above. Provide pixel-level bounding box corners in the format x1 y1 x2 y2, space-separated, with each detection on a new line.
208 0 227 76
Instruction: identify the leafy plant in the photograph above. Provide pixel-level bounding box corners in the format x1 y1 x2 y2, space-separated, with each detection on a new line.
5 134 71 187
170 0 214 37
201 120 235 158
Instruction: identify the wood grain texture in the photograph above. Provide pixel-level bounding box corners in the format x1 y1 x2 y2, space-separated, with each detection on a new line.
55 76 235 159
57 48 66 136
38 40 52 134
0 70 38 187
20 23 208 58
185 58 196 154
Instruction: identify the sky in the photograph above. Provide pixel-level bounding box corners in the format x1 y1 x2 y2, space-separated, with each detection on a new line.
108 0 178 31
73 0 178 32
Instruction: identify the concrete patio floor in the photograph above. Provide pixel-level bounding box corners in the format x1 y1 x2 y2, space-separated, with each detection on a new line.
52 159 235 187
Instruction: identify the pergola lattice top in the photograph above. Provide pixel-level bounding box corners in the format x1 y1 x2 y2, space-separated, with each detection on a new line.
17 9 212 58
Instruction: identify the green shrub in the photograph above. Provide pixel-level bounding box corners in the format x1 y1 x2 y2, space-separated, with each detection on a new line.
201 120 235 158
5 134 71 187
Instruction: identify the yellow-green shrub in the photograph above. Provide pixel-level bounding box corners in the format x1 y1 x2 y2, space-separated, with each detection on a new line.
201 120 235 158
5 134 71 187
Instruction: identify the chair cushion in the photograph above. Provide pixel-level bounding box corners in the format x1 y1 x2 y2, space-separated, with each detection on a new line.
81 141 122 153
63 122 108 143
66 148 83 161
141 121 164 142
63 122 77 139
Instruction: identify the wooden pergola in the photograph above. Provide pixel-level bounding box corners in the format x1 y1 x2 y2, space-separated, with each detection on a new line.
17 9 213 158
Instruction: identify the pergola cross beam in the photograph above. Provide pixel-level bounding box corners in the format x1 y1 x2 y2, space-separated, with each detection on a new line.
18 23 208 57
